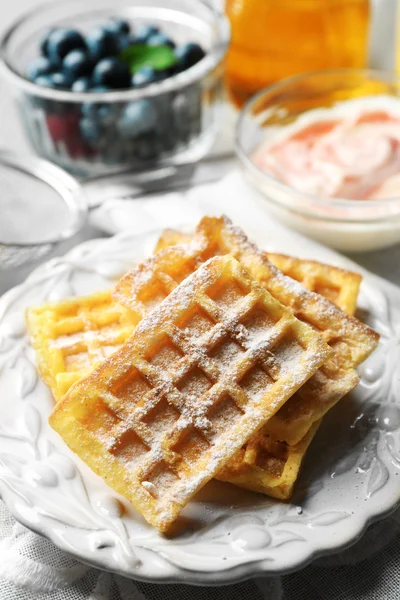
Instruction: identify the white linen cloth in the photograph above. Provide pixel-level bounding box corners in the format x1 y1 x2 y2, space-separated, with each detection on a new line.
1 171 399 600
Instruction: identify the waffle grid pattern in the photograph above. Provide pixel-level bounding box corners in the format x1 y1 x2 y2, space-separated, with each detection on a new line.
218 420 321 499
51 256 330 531
115 216 378 446
154 230 361 316
26 291 138 401
263 253 361 316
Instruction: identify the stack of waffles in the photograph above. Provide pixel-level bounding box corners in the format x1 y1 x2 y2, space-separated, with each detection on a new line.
26 216 379 533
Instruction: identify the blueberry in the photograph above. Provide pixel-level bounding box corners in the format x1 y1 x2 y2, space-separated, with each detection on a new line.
81 102 97 118
147 33 175 49
40 29 56 57
47 29 86 66
63 50 93 79
86 27 120 61
104 18 130 36
51 72 73 89
81 97 112 121
34 75 56 88
154 68 170 82
134 24 159 44
26 57 53 81
72 77 91 92
35 72 71 89
97 105 114 123
131 66 162 88
81 87 110 116
92 57 131 89
174 43 205 72
80 117 103 144
118 33 136 52
95 104 119 125
118 99 157 138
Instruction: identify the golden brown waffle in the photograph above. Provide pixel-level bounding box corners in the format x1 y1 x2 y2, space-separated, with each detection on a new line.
152 224 365 499
265 253 361 317
155 230 361 316
115 215 378 446
26 291 139 402
218 420 321 500
50 255 331 532
152 229 361 499
155 229 192 252
27 288 324 500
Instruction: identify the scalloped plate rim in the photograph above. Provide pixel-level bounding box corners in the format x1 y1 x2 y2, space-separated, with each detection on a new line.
1 481 399 585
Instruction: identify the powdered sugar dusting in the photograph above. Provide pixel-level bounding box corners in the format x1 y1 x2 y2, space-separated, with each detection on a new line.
55 252 332 532
142 481 158 498
221 215 378 363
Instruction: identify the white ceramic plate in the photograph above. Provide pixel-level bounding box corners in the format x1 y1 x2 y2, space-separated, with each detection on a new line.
0 226 399 585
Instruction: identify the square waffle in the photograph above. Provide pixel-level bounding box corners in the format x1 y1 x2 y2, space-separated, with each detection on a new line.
115 215 378 446
50 255 331 532
26 291 139 402
155 230 361 316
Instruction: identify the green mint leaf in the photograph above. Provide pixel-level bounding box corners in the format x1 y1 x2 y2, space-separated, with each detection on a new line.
120 44 177 73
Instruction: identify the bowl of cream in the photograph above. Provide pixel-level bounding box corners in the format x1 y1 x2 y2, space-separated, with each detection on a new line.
236 70 400 252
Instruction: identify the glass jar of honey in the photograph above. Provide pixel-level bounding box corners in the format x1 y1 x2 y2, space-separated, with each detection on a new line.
225 0 370 108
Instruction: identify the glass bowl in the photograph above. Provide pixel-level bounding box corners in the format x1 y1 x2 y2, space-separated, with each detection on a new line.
236 69 400 252
0 0 230 178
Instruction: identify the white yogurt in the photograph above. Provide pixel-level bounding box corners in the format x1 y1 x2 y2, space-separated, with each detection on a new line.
255 95 400 201
250 96 400 251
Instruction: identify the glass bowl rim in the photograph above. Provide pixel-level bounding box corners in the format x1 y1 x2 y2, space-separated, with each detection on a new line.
0 149 87 247
0 0 230 103
235 67 400 213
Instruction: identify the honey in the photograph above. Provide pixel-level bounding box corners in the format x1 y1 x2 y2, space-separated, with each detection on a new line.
225 0 370 108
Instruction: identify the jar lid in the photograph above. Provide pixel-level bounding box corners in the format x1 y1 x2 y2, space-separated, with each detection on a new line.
0 150 87 246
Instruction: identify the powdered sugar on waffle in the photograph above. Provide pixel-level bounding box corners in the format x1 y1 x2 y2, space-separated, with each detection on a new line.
49 246 334 531
51 332 87 349
134 261 213 338
222 216 378 346
141 481 158 498
132 257 330 515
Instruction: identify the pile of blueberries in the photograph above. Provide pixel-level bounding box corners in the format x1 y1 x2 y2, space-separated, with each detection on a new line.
27 19 205 91
24 19 207 167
